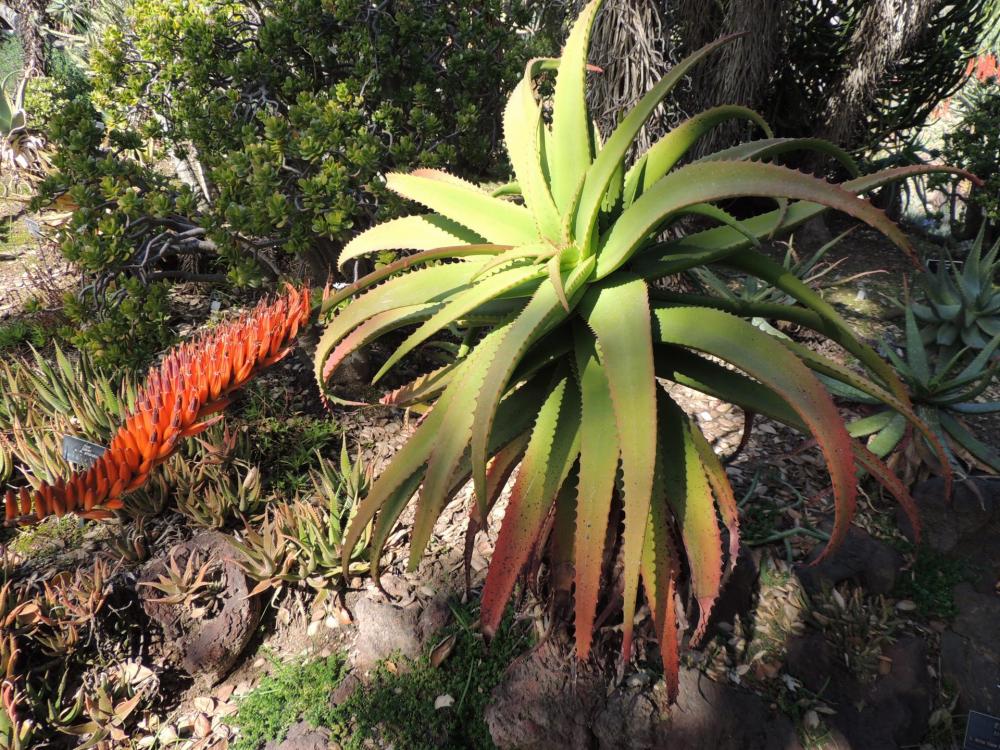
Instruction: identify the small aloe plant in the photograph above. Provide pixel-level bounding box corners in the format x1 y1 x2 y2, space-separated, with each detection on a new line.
913 227 1000 353
830 306 1000 474
315 0 965 697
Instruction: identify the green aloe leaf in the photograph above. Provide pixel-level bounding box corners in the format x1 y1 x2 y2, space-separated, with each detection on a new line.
597 161 916 280
315 262 486 390
338 215 487 268
372 265 546 383
689 419 739 570
386 170 537 245
653 306 856 559
867 413 907 459
572 327 620 659
939 411 1000 471
847 410 897 438
623 105 773 207
574 34 741 247
580 276 657 657
407 327 510 567
639 432 680 701
698 137 859 177
548 0 601 213
632 165 977 280
659 393 721 643
468 258 594 508
505 58 562 242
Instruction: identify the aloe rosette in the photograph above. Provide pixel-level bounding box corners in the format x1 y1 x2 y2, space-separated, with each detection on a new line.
913 227 1000 352
833 306 1000 474
316 0 967 697
2 286 311 526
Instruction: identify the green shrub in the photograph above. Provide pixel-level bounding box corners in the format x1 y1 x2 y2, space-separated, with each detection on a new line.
87 0 536 265
59 277 174 370
940 81 1000 232
31 0 536 360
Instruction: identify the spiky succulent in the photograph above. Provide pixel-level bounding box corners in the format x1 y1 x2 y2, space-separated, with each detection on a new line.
829 306 1000 474
913 228 1000 352
314 0 967 696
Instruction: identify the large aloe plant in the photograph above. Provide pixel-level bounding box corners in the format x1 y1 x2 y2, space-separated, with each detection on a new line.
316 0 965 697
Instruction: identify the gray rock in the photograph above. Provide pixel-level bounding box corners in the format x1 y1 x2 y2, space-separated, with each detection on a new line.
941 583 1000 714
796 526 903 596
486 638 801 750
351 597 422 670
329 673 361 707
351 594 452 671
417 595 451 640
787 634 932 749
899 476 1000 553
263 720 330 750
328 349 370 387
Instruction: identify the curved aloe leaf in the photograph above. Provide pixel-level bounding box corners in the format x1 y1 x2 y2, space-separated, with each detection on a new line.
640 434 680 701
386 170 537 245
338 215 487 269
624 104 773 207
574 34 742 247
315 262 486 390
653 306 856 560
572 327 620 659
698 137 859 177
480 370 582 637
468 259 594 507
597 161 915 280
659 393 721 643
373 265 546 383
505 59 562 242
548 0 601 212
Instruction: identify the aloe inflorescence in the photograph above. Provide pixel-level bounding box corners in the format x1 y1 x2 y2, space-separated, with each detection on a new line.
2 286 311 526
314 0 972 698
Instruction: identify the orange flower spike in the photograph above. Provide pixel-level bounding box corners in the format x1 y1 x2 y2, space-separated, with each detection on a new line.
2 286 312 527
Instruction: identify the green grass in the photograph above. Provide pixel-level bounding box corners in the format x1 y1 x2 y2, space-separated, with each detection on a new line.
231 652 349 750
232 605 530 750
893 544 971 620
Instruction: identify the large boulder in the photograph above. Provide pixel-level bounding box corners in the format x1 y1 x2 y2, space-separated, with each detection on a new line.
795 526 903 596
350 592 451 671
899 477 1000 557
263 720 331 750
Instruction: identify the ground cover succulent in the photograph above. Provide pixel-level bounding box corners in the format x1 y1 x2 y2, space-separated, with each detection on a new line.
830 307 1000 474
